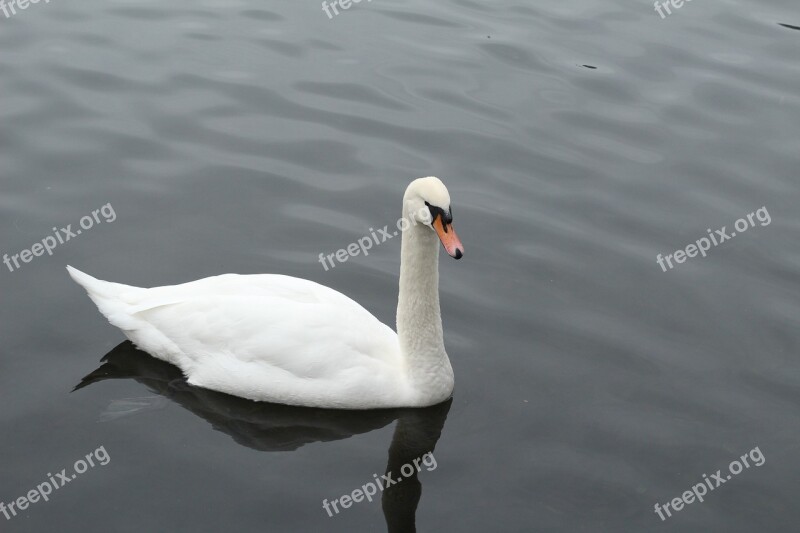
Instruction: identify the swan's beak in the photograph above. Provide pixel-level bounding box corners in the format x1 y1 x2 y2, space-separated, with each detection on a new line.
433 216 464 259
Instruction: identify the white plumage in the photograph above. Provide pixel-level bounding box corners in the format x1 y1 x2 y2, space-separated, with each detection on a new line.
68 177 464 409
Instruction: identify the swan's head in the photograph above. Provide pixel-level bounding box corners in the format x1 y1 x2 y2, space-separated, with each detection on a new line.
403 176 464 259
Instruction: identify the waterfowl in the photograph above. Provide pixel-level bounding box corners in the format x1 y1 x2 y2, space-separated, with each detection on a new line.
68 176 464 409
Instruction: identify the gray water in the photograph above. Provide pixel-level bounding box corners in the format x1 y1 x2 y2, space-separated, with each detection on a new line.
1 0 799 531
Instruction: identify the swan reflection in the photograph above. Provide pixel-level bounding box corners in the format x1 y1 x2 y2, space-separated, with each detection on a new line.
75 341 451 532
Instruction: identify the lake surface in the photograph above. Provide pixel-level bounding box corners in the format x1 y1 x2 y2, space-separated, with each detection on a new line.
1 0 799 531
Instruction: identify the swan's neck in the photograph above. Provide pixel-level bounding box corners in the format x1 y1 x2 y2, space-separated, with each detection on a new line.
396 222 454 404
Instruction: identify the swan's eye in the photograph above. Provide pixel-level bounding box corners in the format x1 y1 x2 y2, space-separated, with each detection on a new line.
425 201 453 225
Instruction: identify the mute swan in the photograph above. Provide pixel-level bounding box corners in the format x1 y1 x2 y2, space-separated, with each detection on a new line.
68 176 464 410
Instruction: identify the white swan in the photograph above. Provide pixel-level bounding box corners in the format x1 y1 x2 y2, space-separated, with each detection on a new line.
68 177 464 409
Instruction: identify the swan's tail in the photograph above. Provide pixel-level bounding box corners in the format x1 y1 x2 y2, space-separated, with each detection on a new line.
66 266 143 328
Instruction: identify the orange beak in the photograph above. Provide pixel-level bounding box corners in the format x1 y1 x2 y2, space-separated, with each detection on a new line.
432 216 464 259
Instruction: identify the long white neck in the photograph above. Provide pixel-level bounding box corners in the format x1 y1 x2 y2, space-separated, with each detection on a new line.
396 220 454 405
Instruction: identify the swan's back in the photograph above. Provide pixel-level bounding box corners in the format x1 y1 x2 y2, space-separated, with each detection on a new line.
67 267 408 409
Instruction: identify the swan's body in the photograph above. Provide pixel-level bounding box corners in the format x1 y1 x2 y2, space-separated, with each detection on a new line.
69 177 464 410
67 269 412 408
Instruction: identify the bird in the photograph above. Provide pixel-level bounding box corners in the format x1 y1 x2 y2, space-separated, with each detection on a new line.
68 177 464 410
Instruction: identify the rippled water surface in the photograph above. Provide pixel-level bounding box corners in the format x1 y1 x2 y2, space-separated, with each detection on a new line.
1 0 799 531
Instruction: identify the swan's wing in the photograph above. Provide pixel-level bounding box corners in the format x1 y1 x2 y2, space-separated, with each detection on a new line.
117 274 404 407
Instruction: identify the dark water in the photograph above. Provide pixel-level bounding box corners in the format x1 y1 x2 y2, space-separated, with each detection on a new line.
1 0 799 531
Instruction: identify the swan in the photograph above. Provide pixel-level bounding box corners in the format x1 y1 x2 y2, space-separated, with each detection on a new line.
68 176 464 410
